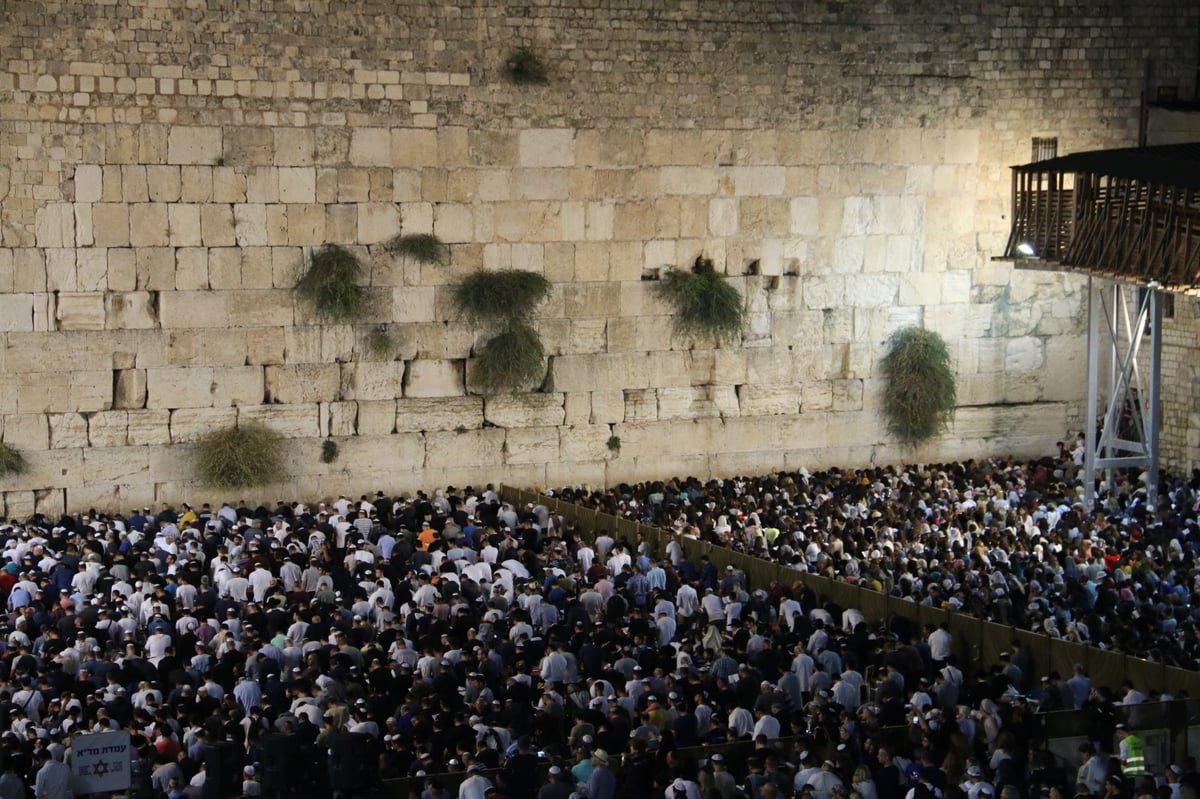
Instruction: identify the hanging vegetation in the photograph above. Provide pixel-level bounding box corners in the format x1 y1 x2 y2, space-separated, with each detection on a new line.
654 255 746 345
321 439 339 464
452 269 552 326
386 233 448 265
294 244 366 323
195 422 284 489
0 442 27 479
452 269 552 395
880 326 958 442
470 323 547 395
364 326 395 360
504 46 549 86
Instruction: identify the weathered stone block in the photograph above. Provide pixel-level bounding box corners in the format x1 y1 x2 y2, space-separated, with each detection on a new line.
146 367 215 409
87 411 129 447
356 400 397 435
504 426 561 464
425 428 505 468
114 369 147 410
737 384 801 416
126 409 170 445
358 203 400 244
264 364 341 404
167 126 222 164
211 365 266 407
403 359 463 398
394 397 483 432
57 293 106 331
275 128 315 166
484 394 566 428
168 407 237 442
105 292 159 329
2 414 49 450
341 361 405 401
75 164 103 202
350 128 391 166
237 404 320 438
0 296 34 332
92 203 129 247
200 204 236 246
589 389 625 425
48 413 89 449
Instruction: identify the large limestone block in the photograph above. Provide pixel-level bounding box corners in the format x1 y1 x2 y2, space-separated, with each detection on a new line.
3 414 49 449
105 292 159 330
113 369 147 410
146 367 215 409
563 393 591 426
237 404 320 438
1005 336 1045 371
657 387 720 421
0 296 35 332
504 426 561 465
126 409 170 445
211 365 266 407
624 389 659 423
4 449 83 487
88 411 129 447
395 397 483 432
737 384 801 416
48 413 89 449
425 428 505 468
324 433 426 476
519 129 575 168
81 446 152 485
129 203 169 247
165 329 247 367
558 425 612 462
75 164 103 202
274 128 315 166
358 203 400 244
613 419 713 458
92 204 130 247
57 293 106 331
484 394 566 428
265 364 341 404
168 127 222 165
403 359 463 398
341 361 405 401
354 400 396 435
547 353 649 393
392 129 438 167
201 204 236 246
169 405 236 441
590 390 625 425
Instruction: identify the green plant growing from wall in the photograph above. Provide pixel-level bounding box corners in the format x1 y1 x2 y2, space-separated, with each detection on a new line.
294 244 366 323
386 233 448 265
0 442 27 479
505 46 548 85
655 255 746 346
606 435 621 454
321 439 339 464
452 269 553 395
195 422 284 489
364 325 395 360
880 326 958 442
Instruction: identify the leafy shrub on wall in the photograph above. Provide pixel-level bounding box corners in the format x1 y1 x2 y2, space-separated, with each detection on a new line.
195 422 284 489
880 326 957 442
294 244 366 323
0 443 27 479
655 255 746 346
452 269 553 395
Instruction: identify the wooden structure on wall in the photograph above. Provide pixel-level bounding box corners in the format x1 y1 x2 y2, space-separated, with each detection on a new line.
999 142 1200 511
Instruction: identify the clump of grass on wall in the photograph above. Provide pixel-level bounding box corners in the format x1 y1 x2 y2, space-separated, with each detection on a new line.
321 439 339 464
471 323 547 395
452 270 552 326
505 46 549 86
0 443 27 479
365 326 395 360
386 233 448 266
452 269 553 395
654 255 746 345
881 326 958 442
294 244 365 323
195 422 283 489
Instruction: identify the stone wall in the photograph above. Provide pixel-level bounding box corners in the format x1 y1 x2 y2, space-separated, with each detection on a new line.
1 0 1197 515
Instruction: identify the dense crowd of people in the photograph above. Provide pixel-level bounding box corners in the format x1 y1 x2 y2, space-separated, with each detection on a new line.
0 449 1193 799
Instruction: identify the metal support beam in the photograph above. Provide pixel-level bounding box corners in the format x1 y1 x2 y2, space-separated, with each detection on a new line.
1081 278 1162 513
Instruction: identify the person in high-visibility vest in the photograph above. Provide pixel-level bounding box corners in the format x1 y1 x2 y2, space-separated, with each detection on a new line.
1116 723 1147 776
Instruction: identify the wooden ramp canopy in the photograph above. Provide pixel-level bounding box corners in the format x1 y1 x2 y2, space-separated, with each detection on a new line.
999 141 1200 512
1001 142 1200 292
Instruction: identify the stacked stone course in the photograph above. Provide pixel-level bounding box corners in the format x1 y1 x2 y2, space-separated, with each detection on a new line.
0 0 1197 514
